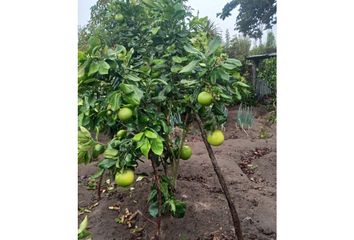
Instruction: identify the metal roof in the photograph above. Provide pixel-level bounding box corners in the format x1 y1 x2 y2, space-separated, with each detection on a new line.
246 52 276 61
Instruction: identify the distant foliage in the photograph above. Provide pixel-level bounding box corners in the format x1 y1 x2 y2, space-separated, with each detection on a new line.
225 29 231 49
226 35 251 63
258 57 276 96
218 0 277 41
250 32 276 55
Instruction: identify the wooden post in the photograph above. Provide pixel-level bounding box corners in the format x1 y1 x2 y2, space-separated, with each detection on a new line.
251 61 257 88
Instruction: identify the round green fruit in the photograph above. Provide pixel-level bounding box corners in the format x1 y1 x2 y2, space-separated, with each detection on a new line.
197 91 213 106
115 169 135 187
207 130 224 146
93 144 105 157
107 110 112 116
116 129 127 139
180 145 192 160
115 14 124 22
118 107 133 121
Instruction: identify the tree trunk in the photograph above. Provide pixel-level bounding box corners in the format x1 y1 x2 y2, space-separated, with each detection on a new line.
151 155 162 239
195 114 244 240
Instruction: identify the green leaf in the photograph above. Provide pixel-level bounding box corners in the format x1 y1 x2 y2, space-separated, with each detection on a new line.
78 51 86 62
123 85 144 106
225 58 242 67
172 56 185 63
237 81 249 88
206 37 222 56
148 202 158 217
210 71 217 84
78 65 85 78
151 79 168 85
88 36 100 49
218 69 230 81
103 149 119 159
145 130 157 139
107 92 121 111
142 0 157 8
235 88 242 100
169 200 176 213
88 61 99 76
126 48 135 63
79 126 92 140
133 132 144 142
98 159 116 169
160 181 169 199
90 169 104 179
221 63 236 70
151 27 160 35
119 84 134 94
140 139 151 158
78 216 88 234
180 79 198 86
160 120 170 133
173 200 186 218
179 60 199 73
183 45 200 55
171 65 182 73
126 74 141 82
220 93 232 100
148 189 157 203
152 59 166 66
98 60 110 75
151 138 163 155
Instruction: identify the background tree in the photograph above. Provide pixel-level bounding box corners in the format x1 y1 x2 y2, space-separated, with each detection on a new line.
226 34 251 63
225 29 231 50
249 31 276 55
217 0 277 42
265 31 276 51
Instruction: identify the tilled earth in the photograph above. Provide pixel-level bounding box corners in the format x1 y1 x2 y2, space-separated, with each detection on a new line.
78 106 276 240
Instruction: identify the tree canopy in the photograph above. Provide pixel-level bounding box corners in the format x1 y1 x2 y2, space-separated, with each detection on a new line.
218 0 277 41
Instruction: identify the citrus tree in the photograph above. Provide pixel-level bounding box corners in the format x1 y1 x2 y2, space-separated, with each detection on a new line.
78 0 249 239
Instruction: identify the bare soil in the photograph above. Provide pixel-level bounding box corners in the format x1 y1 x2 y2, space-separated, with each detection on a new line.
78 105 276 240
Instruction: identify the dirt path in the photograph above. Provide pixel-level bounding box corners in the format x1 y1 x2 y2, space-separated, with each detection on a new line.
78 107 276 240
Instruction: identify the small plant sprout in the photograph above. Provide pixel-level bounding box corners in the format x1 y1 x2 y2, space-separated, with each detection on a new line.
236 104 254 134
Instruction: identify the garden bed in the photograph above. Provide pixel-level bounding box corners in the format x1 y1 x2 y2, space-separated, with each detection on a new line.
78 106 276 240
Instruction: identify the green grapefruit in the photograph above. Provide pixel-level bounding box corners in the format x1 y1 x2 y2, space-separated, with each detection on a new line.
93 144 105 157
115 169 135 187
116 129 127 139
197 92 213 106
207 130 224 146
115 14 124 22
180 145 192 160
118 107 133 121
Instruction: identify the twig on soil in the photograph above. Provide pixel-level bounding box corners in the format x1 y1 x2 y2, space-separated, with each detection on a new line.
195 114 244 240
97 172 104 200
135 210 157 226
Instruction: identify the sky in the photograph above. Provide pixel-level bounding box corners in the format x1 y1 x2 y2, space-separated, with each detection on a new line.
78 0 276 43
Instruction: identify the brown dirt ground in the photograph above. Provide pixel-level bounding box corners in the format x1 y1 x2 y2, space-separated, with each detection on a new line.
78 105 276 240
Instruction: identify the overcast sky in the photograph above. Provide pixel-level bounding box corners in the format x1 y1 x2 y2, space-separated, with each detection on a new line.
78 0 276 43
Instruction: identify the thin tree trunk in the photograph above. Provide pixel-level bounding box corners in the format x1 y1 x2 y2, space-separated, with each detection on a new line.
195 114 244 240
151 155 162 239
